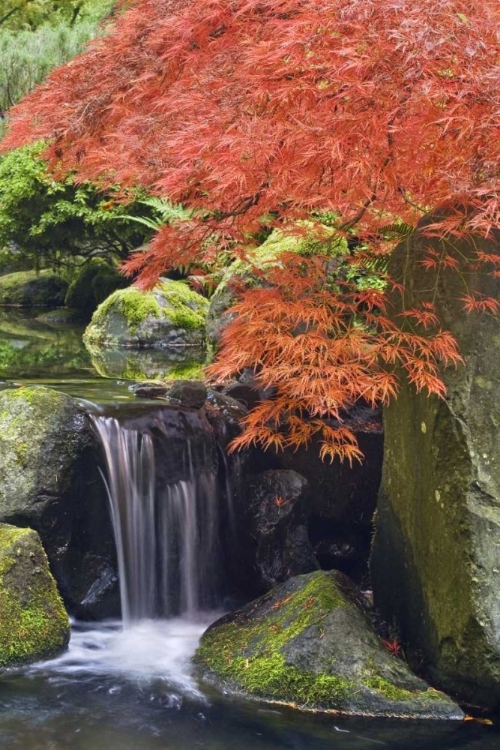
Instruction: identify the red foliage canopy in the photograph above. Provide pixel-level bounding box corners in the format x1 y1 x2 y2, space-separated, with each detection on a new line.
3 0 500 459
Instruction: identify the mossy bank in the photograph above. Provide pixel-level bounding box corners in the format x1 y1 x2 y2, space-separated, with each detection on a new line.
0 270 67 307
0 524 69 666
83 280 209 349
194 571 462 719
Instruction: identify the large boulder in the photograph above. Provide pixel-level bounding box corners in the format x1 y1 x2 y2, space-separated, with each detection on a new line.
194 570 462 718
0 524 69 667
0 270 67 307
0 386 118 619
83 280 209 349
370 226 500 709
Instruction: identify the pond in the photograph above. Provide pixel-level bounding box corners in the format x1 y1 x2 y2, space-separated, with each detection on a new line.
0 309 499 750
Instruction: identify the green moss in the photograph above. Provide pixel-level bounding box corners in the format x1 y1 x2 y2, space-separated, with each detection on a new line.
0 524 69 667
84 280 208 346
363 676 416 701
195 571 352 709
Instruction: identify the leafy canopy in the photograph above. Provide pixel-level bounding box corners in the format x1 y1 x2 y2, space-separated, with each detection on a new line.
3 0 500 460
0 142 153 271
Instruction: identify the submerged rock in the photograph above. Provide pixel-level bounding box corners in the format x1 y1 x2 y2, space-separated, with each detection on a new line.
370 225 500 710
0 524 69 666
0 386 118 618
83 280 209 349
194 571 463 719
0 270 67 308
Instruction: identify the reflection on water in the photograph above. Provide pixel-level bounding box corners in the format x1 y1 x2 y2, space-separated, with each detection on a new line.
0 621 498 750
0 308 207 401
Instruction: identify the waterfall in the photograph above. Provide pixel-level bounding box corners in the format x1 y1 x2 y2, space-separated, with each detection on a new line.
92 410 221 626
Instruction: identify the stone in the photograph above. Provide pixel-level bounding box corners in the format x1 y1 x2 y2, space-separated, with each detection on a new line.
83 279 209 349
0 386 118 619
194 570 463 719
370 224 500 709
167 379 208 409
0 524 69 667
246 404 383 584
87 344 206 381
233 470 318 596
0 270 67 307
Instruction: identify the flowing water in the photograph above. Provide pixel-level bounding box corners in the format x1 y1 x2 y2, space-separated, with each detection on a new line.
0 310 500 747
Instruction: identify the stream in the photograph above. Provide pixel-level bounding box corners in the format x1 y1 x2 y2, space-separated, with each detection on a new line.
0 309 499 749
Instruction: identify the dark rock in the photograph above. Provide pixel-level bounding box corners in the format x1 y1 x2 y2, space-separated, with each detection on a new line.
232 470 318 596
222 381 263 410
0 386 118 619
245 404 383 584
194 570 463 718
130 381 169 398
370 224 500 710
167 379 208 409
0 524 70 667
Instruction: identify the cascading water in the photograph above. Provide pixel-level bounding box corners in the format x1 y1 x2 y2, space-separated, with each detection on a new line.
91 410 221 625
30 406 228 697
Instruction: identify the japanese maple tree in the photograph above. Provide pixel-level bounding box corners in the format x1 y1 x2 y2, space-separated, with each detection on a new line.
3 0 500 460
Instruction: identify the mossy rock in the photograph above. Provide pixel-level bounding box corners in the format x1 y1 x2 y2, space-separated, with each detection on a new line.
0 270 68 308
0 524 69 667
65 261 128 318
83 280 209 350
371 224 500 710
206 224 347 347
194 571 462 719
0 386 118 619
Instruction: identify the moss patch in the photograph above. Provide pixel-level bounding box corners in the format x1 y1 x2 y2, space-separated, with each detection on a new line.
84 280 208 347
0 524 69 667
195 571 353 709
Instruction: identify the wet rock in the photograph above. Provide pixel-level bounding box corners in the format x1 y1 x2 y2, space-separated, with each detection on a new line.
167 380 208 409
245 404 383 584
0 386 118 619
370 224 500 710
83 279 209 349
130 381 170 399
194 570 463 719
232 470 318 596
0 524 70 667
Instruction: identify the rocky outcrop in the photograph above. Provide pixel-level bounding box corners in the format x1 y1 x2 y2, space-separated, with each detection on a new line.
84 280 208 349
0 524 69 667
194 570 462 719
0 270 67 307
370 226 500 709
0 386 118 618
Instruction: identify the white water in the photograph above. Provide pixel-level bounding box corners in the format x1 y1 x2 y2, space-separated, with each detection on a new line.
50 413 224 695
27 616 218 699
92 414 221 625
